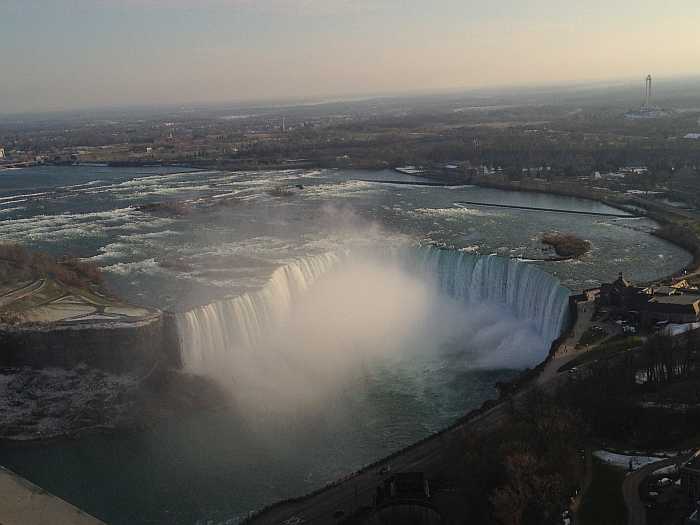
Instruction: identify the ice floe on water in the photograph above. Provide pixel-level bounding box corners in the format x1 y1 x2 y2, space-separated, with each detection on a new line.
0 206 25 215
191 237 300 261
120 230 182 241
88 242 143 263
0 207 177 243
0 366 140 440
408 206 502 219
0 191 50 202
301 180 380 199
58 179 107 190
102 258 162 276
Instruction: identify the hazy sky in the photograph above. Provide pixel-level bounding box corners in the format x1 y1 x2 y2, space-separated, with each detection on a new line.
2 0 699 113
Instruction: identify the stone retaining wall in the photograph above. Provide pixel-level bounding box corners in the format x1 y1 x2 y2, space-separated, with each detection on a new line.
0 314 176 373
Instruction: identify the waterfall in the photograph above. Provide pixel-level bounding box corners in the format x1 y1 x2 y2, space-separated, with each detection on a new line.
176 246 570 377
176 251 343 375
404 246 571 345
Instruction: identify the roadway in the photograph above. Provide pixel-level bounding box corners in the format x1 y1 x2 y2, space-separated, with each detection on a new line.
622 453 694 525
0 279 45 309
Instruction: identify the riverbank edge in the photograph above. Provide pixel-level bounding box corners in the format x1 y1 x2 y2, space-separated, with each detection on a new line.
242 299 580 523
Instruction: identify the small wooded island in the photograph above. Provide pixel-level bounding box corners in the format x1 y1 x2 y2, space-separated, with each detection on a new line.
542 232 591 258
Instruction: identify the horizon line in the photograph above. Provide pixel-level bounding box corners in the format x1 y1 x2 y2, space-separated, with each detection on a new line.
3 73 700 120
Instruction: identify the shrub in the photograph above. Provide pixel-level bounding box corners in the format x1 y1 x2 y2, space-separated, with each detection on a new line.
542 232 591 258
0 243 103 288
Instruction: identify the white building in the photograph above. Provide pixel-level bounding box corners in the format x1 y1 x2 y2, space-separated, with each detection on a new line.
0 147 5 159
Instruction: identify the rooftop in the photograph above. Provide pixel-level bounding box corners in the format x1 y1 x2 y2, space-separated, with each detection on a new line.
649 295 700 306
684 451 700 472
646 286 677 296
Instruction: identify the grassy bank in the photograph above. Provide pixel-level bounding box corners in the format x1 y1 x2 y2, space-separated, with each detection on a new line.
578 459 627 525
558 336 644 372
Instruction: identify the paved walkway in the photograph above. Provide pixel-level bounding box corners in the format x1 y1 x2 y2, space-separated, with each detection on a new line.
0 280 44 309
538 296 596 385
570 448 593 525
0 277 153 325
0 466 105 525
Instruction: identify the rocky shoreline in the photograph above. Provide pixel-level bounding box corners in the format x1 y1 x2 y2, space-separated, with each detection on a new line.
0 367 225 442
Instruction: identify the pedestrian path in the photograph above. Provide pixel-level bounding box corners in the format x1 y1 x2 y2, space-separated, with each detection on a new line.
0 466 105 525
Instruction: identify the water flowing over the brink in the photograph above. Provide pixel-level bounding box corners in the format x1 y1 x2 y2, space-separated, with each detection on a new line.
176 246 571 376
176 252 343 374
407 247 571 344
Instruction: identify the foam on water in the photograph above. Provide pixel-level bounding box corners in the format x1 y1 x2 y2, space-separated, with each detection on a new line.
102 258 162 276
409 206 502 219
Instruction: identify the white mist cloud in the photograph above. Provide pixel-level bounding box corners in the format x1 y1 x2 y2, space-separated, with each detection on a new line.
179 247 549 418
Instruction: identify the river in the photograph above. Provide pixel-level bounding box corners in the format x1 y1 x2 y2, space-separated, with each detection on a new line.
0 166 691 524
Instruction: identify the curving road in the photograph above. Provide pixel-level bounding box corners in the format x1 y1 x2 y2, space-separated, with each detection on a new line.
622 453 693 525
0 279 45 309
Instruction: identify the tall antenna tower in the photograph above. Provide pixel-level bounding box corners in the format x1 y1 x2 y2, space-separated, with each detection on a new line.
644 74 652 109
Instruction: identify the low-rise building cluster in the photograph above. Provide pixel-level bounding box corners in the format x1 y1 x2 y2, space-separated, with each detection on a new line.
598 274 700 330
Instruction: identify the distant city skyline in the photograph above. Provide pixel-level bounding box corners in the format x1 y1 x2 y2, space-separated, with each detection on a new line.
2 0 700 113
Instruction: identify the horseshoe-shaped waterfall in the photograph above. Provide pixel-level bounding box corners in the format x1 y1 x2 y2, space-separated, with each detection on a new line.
176 246 571 399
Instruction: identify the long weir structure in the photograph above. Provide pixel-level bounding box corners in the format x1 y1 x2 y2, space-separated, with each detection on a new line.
359 179 637 218
454 200 637 218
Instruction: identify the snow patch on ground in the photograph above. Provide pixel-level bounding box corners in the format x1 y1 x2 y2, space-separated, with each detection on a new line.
652 464 679 476
593 450 666 471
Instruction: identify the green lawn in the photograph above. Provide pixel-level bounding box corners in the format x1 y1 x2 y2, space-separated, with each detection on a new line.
578 459 627 525
576 327 608 348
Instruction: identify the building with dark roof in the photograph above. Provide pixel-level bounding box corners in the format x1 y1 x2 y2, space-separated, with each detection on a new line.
370 473 442 525
599 273 700 325
646 296 700 324
599 273 639 307
682 451 700 503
